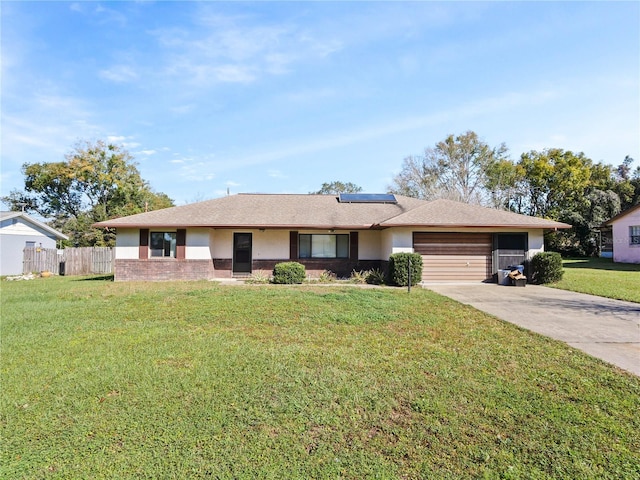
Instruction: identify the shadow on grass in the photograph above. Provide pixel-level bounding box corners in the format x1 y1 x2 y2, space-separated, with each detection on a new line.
73 274 115 282
563 257 640 272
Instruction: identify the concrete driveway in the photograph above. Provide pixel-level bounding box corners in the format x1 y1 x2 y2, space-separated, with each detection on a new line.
424 283 640 376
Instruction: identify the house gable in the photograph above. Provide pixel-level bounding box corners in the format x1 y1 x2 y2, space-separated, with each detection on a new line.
604 204 640 264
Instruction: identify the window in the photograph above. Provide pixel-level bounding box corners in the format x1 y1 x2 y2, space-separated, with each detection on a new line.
630 226 640 246
299 234 349 258
25 241 36 248
150 232 177 257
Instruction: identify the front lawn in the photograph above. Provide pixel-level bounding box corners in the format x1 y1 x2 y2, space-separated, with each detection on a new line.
550 257 640 303
2 277 639 479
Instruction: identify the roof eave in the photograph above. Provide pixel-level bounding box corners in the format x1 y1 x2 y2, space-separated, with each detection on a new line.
378 223 572 229
93 223 376 230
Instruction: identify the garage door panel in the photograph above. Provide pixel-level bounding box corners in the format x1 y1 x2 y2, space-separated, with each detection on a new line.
421 255 491 281
414 232 492 282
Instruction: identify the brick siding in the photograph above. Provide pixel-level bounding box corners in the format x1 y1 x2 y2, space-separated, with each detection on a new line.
115 258 384 281
217 258 382 278
115 259 215 281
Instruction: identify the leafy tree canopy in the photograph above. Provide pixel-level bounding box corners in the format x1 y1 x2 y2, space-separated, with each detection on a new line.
2 140 173 246
311 181 363 195
388 131 509 205
387 131 640 257
509 149 634 256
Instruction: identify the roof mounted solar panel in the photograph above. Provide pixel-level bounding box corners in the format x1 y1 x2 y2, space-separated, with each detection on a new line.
338 193 397 204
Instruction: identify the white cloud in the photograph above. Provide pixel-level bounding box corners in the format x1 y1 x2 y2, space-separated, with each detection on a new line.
268 170 287 179
1 94 101 157
200 87 565 173
107 136 140 149
170 104 196 115
69 3 85 13
93 4 128 27
168 155 218 182
150 10 344 88
99 64 139 83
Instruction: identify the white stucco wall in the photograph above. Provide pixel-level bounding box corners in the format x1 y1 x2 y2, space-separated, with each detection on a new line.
252 230 290 259
380 228 414 259
612 209 640 264
527 230 545 259
210 229 291 259
115 228 140 259
210 229 232 258
358 230 381 260
185 228 212 260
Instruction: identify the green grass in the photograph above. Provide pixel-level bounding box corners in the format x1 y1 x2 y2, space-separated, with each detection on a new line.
549 257 640 303
2 277 639 479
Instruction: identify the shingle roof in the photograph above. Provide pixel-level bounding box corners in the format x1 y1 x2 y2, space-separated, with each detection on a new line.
93 194 571 230
378 199 571 229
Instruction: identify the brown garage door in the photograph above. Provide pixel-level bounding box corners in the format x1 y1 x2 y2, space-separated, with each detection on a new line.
413 232 492 282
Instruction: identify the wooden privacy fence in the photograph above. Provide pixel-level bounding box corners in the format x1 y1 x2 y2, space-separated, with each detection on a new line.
23 247 115 276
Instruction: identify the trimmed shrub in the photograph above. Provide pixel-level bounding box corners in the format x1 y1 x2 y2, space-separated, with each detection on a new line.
318 270 337 283
530 252 564 284
272 262 306 284
245 270 271 284
349 269 370 284
388 253 423 287
365 268 386 285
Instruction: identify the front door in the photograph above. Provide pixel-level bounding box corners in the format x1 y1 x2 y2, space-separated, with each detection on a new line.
233 233 252 274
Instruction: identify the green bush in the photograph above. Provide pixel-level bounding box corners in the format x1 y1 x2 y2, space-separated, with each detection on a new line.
349 270 370 284
272 262 306 284
245 270 271 284
318 270 337 283
388 253 423 287
366 268 386 285
530 252 564 284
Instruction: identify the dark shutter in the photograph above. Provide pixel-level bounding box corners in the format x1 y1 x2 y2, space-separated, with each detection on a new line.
139 229 149 259
290 231 298 259
176 229 186 259
350 232 358 260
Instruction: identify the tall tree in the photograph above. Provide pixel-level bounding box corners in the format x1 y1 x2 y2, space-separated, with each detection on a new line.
612 156 640 211
388 131 509 205
2 140 173 246
311 181 363 195
514 149 593 219
511 149 624 256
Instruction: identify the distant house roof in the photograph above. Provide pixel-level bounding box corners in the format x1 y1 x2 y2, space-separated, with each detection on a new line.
0 211 69 240
602 203 640 227
93 194 571 230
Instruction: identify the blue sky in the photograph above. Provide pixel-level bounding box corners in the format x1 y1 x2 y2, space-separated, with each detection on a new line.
2 1 639 206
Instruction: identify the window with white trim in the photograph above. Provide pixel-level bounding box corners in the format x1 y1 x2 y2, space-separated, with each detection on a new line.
150 232 177 257
299 234 349 258
630 226 640 246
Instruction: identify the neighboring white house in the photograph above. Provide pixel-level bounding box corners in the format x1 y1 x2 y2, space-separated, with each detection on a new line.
603 204 640 264
0 212 69 276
